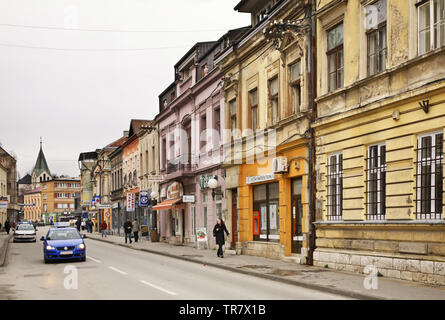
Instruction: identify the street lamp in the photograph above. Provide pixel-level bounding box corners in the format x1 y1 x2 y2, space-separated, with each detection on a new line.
208 178 218 200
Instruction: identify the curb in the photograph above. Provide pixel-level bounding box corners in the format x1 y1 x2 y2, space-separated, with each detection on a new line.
87 236 382 300
0 235 12 267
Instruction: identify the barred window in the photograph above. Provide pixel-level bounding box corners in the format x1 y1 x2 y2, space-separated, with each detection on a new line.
366 144 386 220
327 153 343 220
416 132 443 220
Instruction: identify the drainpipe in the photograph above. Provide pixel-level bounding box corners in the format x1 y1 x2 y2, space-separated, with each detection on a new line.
307 0 317 266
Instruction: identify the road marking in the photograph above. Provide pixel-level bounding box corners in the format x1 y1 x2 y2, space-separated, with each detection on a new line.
108 266 128 275
140 280 177 296
87 256 101 263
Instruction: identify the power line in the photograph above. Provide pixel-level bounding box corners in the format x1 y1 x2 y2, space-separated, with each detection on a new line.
0 23 227 34
0 42 191 52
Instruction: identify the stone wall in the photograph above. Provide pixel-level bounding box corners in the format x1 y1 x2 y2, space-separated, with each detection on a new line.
313 223 445 286
242 241 285 260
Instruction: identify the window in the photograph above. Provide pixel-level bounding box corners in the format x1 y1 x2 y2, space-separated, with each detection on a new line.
253 183 280 242
201 64 208 78
268 77 279 125
327 153 343 220
416 132 443 219
215 188 223 220
289 61 302 114
366 0 387 75
162 137 167 170
327 23 344 92
229 99 237 132
200 113 207 151
202 192 208 230
214 108 221 139
418 0 445 55
182 67 191 81
367 144 386 220
249 88 259 131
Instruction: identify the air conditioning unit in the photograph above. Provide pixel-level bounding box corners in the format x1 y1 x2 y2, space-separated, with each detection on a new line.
273 157 288 173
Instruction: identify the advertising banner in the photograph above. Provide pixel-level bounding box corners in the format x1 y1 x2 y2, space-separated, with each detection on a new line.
126 193 135 212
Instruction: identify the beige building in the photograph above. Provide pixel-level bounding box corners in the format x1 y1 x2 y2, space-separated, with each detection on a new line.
0 164 7 225
24 188 42 222
313 0 445 285
138 121 160 197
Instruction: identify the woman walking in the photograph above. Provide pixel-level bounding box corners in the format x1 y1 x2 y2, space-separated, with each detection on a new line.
213 218 229 258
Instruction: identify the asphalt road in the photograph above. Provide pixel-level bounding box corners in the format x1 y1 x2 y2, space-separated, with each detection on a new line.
0 227 346 300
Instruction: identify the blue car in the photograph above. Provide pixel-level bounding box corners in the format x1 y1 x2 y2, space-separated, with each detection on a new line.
41 227 87 263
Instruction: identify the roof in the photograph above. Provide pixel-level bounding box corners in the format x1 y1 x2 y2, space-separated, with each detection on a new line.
24 187 41 195
18 174 32 185
78 151 98 162
105 136 127 148
128 119 152 137
33 146 51 178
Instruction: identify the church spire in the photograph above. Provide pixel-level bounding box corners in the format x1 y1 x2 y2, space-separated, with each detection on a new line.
33 138 51 178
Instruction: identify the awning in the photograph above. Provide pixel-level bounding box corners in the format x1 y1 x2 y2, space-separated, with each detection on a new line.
152 198 182 211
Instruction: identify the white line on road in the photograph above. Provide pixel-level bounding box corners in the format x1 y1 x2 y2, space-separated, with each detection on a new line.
87 256 102 263
108 266 128 275
140 280 177 296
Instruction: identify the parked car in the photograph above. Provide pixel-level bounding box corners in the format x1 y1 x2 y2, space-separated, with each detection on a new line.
13 223 36 242
37 221 45 227
41 227 87 263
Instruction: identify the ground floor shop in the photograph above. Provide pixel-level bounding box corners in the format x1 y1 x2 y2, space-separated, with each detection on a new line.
227 139 310 262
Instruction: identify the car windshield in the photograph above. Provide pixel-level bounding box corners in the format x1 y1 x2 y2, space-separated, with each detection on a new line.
17 224 34 230
47 229 80 240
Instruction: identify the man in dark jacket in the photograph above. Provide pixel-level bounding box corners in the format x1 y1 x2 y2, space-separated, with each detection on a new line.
4 219 11 235
123 218 132 244
75 217 81 232
213 218 229 258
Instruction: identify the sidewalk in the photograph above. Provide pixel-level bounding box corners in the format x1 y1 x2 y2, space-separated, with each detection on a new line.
85 231 445 300
0 232 12 267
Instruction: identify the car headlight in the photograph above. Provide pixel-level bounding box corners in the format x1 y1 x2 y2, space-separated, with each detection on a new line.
46 245 56 250
77 244 85 250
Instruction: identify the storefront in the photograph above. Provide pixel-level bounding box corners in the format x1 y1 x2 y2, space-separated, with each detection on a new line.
237 140 310 262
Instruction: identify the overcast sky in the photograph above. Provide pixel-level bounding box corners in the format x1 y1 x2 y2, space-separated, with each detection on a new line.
0 0 249 179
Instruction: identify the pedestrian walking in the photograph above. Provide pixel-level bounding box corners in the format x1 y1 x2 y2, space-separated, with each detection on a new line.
4 219 11 235
123 218 132 244
75 217 81 232
132 219 140 243
213 218 229 258
86 219 92 233
100 221 108 238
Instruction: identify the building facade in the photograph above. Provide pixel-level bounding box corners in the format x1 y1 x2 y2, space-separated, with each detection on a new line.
313 0 445 285
24 188 41 221
41 178 80 223
0 164 7 225
110 145 125 234
217 0 314 262
0 146 19 222
78 151 98 216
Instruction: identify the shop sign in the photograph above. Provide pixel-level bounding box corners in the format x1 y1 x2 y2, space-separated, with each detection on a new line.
139 191 149 207
167 182 183 199
246 173 275 185
126 193 136 212
182 195 195 203
97 204 111 209
112 203 119 209
160 188 166 198
196 228 208 242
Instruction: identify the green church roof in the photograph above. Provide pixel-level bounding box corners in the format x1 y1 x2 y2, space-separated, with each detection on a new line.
33 145 51 177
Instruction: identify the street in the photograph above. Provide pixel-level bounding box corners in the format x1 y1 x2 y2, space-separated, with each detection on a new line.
0 227 346 300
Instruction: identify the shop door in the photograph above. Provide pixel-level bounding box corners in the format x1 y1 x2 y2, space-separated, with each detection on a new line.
181 209 185 243
291 178 303 254
231 189 238 249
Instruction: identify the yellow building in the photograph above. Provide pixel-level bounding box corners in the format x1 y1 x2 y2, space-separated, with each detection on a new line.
0 164 7 225
217 0 313 262
24 188 41 222
313 0 445 285
41 178 81 223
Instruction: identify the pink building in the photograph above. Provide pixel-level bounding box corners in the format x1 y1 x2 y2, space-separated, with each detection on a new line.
154 28 249 248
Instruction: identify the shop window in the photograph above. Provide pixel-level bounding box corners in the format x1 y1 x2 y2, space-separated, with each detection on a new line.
327 153 343 220
366 144 386 220
416 131 443 219
327 23 344 92
253 182 280 242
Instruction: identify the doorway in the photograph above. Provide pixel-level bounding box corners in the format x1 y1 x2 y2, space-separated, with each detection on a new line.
291 178 303 254
231 189 238 249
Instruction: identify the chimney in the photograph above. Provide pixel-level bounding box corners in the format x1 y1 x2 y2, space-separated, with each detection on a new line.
123 130 129 138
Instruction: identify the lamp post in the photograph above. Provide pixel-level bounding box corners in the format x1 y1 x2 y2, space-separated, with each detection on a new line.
207 178 218 200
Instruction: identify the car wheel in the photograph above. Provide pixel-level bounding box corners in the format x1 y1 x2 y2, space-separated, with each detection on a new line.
80 256 86 262
44 258 49 264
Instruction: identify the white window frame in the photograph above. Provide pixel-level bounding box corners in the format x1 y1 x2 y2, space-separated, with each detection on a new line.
367 143 386 219
418 0 445 55
328 152 343 220
416 131 444 219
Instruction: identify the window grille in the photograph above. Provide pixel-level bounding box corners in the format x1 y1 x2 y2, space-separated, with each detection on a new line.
366 144 386 220
327 153 343 220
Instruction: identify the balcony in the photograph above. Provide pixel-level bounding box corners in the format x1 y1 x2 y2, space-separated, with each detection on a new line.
165 156 194 179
